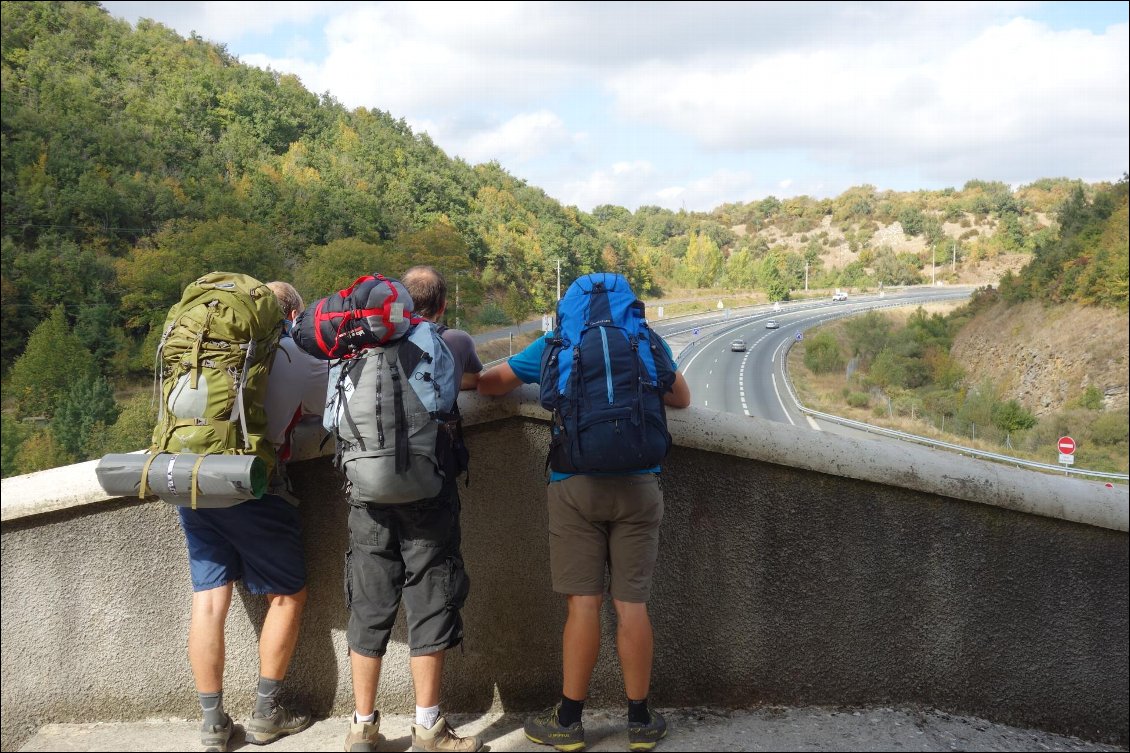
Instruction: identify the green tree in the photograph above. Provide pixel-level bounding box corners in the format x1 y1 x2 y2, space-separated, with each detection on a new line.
724 247 757 288
803 332 844 374
990 399 1037 433
502 285 532 325
50 375 120 458
680 232 724 288
13 429 74 475
94 392 158 454
294 238 407 302
117 218 287 328
1 418 31 478
844 311 892 365
6 306 97 418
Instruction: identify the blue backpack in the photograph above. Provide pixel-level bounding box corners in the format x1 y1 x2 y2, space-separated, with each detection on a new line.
539 273 677 474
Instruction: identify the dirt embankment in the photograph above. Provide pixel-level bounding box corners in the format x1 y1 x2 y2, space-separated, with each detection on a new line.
950 301 1129 415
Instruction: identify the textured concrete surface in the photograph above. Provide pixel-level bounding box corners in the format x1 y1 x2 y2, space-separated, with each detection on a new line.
3 411 1128 751
18 707 1128 752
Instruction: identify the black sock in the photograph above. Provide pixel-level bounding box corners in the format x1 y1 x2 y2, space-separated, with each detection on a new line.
255 676 284 716
628 698 650 724
199 690 226 727
558 695 584 727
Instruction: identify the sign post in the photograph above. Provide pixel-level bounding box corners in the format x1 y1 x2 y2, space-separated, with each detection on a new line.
1057 436 1076 473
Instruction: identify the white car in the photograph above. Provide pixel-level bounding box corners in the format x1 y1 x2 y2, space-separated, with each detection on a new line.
730 339 746 352
832 292 848 302
765 320 780 329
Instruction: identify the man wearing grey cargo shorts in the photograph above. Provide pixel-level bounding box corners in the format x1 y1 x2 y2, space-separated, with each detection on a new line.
343 266 483 753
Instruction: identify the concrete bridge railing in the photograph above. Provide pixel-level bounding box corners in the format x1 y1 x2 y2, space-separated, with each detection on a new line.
2 387 1127 751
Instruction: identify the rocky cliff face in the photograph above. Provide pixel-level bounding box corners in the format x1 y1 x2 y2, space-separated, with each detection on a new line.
950 300 1129 415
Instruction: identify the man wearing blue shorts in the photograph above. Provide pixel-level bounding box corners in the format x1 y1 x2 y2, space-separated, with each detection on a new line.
477 306 690 752
178 281 327 752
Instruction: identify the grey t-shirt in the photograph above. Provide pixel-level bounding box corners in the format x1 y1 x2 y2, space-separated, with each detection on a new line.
264 334 331 447
441 327 482 389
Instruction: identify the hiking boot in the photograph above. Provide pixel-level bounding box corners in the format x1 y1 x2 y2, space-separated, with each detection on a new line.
344 711 381 752
411 715 483 752
245 703 312 745
200 714 233 752
524 706 585 752
627 707 667 751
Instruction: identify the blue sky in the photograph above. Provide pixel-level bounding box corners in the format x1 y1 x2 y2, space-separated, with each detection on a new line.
101 1 1129 213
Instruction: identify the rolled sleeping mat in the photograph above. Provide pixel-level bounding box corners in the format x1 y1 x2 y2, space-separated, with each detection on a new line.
96 453 267 508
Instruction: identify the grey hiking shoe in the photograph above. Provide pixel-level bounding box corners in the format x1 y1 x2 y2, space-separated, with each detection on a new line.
245 703 311 745
524 706 585 752
411 715 483 752
200 713 233 752
628 707 667 751
344 711 381 752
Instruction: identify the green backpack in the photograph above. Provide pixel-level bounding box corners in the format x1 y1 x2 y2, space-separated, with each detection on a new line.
146 272 283 498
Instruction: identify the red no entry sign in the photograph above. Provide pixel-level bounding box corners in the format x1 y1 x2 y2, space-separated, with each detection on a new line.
1058 436 1076 454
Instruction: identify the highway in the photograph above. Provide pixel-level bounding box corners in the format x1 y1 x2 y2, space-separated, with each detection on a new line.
651 287 976 433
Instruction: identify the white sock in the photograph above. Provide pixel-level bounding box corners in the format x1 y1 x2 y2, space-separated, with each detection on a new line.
354 710 376 724
416 704 441 729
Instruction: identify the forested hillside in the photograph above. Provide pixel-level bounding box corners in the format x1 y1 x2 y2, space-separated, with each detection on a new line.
1 1 1123 476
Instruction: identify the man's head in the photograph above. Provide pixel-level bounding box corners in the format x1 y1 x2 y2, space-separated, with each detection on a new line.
266 281 304 322
402 265 446 321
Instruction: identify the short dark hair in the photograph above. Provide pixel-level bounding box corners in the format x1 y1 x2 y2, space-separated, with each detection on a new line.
402 265 446 319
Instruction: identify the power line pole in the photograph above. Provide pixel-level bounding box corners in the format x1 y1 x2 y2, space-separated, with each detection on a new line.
556 258 562 301
805 261 809 292
952 242 956 273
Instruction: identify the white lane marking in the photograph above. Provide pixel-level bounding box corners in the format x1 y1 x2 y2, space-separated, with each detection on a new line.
807 415 822 431
704 400 709 407
771 374 796 426
738 350 752 416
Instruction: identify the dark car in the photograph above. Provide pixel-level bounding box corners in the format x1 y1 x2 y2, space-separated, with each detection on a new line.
765 320 780 329
730 338 746 352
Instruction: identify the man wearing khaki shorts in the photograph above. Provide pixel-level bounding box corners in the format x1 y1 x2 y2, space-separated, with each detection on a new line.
477 329 690 751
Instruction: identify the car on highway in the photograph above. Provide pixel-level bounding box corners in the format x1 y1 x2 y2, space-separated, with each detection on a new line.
765 320 779 329
730 338 746 352
832 291 848 302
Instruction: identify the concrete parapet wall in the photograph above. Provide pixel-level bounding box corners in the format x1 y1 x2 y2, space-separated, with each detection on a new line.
2 390 1127 750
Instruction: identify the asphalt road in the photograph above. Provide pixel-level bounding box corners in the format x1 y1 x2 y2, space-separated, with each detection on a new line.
654 287 975 433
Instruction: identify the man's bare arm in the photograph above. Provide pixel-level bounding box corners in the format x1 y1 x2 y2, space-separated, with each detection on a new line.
477 362 524 396
664 371 691 408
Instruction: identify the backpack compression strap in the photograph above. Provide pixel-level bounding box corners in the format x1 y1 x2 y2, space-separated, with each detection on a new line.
139 452 160 499
390 359 410 473
313 274 410 358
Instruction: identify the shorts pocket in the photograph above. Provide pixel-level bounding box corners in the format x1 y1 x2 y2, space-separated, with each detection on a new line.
444 556 470 612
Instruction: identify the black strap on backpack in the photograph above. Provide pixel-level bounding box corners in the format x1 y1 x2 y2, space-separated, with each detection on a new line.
389 357 410 473
431 323 471 487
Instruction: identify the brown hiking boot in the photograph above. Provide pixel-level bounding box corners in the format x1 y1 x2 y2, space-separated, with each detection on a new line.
344 711 381 752
411 715 483 752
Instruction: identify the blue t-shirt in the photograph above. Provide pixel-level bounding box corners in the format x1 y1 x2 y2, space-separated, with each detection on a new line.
508 333 678 481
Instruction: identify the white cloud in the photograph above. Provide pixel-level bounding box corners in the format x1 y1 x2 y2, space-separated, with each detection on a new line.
450 110 579 164
102 1 351 44
560 164 764 212
607 18 1128 185
100 2 1129 209
561 161 656 210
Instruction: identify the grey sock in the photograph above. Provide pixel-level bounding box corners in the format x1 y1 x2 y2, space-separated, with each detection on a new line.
199 690 226 728
255 676 284 716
